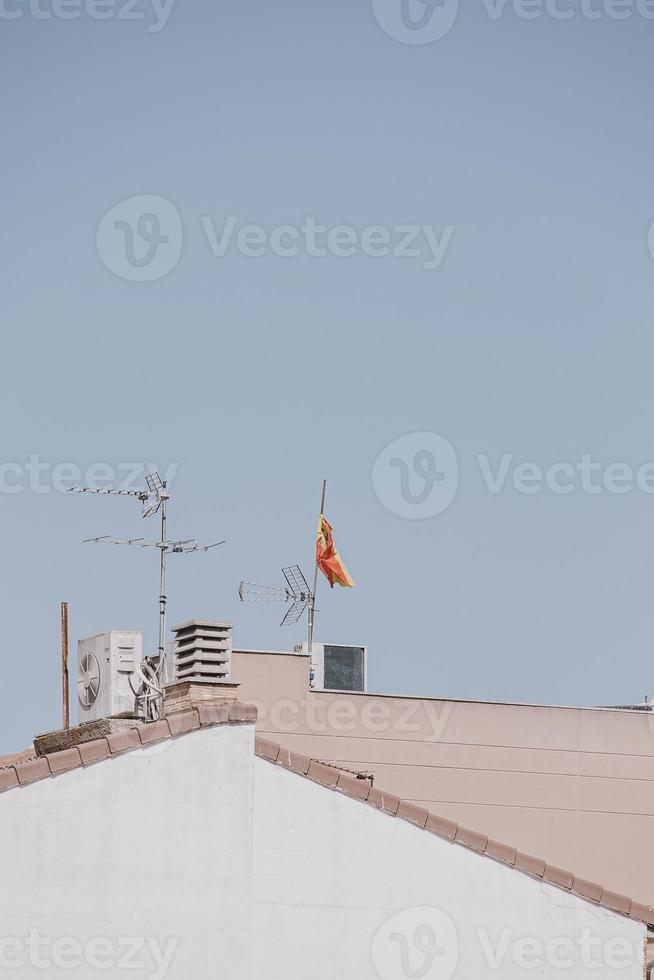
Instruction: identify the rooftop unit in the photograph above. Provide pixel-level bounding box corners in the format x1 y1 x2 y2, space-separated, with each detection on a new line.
294 641 367 692
173 620 233 684
77 630 142 722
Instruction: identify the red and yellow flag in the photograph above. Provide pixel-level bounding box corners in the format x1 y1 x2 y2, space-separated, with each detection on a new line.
316 514 354 589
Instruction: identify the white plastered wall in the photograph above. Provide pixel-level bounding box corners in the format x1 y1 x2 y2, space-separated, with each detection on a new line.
0 724 646 980
0 724 255 979
251 757 646 980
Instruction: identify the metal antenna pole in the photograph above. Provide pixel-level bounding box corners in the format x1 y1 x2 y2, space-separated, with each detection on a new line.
157 483 168 674
69 473 225 718
308 479 327 654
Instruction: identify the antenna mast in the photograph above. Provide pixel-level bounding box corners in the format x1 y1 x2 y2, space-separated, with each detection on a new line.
307 479 327 654
147 472 169 668
69 472 225 719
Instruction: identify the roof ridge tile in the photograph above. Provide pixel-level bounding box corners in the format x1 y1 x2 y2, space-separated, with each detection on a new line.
47 748 83 775
0 703 255 797
78 738 110 765
335 772 371 801
16 758 50 784
166 709 200 736
454 826 488 853
253 734 654 929
397 801 429 828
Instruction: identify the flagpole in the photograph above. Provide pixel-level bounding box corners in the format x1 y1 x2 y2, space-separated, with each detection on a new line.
308 478 327 654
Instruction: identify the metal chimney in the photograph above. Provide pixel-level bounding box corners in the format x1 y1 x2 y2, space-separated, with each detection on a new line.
172 620 232 684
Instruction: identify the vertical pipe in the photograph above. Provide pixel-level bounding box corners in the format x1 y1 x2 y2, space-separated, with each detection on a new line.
61 602 69 730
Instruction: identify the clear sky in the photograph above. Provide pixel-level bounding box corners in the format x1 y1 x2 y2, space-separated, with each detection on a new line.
2 0 654 750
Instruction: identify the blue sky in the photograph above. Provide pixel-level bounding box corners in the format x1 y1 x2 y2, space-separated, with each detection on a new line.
2 0 654 749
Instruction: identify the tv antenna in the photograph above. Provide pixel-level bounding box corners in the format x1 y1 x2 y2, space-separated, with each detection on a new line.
239 564 314 633
69 472 225 718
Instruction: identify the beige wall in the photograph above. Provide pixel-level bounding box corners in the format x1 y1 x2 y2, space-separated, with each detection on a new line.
232 649 654 909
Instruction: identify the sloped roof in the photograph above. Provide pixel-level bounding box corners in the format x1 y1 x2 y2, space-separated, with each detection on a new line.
0 747 35 769
256 734 654 929
0 703 652 929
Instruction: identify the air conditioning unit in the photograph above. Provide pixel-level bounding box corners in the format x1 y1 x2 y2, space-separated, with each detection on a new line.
293 642 367 692
77 631 143 722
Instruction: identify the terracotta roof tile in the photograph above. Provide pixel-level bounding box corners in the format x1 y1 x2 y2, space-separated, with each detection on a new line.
47 748 82 774
571 877 603 904
196 703 231 726
543 865 574 890
367 787 400 815
426 814 458 841
0 706 255 793
275 746 311 775
0 748 35 769
335 772 371 801
307 760 340 788
229 703 257 723
78 738 110 765
255 738 281 762
515 853 546 879
600 890 632 916
166 710 200 736
16 758 50 784
454 826 488 853
485 839 517 866
107 728 142 755
629 901 654 923
137 720 171 745
0 768 18 791
397 801 429 828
